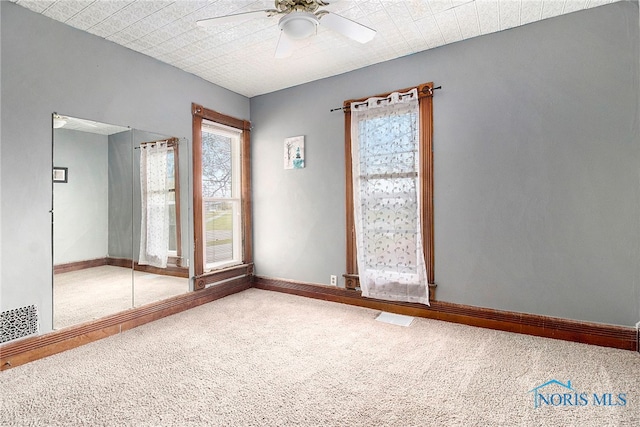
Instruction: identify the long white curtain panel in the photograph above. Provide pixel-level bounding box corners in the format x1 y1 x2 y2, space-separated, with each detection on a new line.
139 142 171 268
350 88 429 305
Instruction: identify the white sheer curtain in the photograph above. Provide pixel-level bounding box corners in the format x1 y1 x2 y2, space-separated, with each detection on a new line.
139 142 170 268
350 88 429 305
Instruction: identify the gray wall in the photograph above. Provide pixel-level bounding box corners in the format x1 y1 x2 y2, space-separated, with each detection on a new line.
107 131 134 260
1 0 638 336
251 2 640 327
53 129 109 264
0 1 249 333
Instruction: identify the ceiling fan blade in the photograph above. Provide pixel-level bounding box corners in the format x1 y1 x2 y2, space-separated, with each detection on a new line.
319 12 376 43
275 31 294 59
196 10 269 27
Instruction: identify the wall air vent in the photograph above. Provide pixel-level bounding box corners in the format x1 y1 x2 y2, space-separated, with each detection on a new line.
1 305 39 344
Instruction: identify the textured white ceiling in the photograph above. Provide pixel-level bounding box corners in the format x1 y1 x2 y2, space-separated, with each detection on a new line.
12 0 618 97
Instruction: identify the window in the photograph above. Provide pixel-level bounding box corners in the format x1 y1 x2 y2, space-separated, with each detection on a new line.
201 121 241 268
192 104 252 289
344 83 434 302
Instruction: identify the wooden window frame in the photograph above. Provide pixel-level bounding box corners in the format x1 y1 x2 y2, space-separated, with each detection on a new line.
343 82 434 291
192 103 253 289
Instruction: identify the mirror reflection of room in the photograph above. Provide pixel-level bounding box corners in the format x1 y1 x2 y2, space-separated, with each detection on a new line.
132 130 189 308
52 115 189 330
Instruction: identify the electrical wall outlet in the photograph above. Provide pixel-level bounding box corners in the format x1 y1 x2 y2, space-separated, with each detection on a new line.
330 275 337 286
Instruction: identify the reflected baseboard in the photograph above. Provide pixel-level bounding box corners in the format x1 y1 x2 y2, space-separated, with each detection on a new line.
108 257 189 279
53 258 109 274
53 257 188 278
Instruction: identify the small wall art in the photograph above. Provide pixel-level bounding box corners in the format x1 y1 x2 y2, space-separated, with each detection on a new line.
53 167 68 183
284 136 304 169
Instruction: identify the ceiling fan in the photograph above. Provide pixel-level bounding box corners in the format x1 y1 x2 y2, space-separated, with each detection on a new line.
196 0 376 58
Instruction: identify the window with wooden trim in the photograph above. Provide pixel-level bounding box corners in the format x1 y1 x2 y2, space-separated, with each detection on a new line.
343 83 434 299
192 104 253 289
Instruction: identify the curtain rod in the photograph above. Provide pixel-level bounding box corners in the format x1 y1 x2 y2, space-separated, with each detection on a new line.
135 137 179 149
330 86 441 112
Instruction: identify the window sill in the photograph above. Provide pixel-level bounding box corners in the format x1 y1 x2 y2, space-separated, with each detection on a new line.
343 273 437 301
195 263 254 290
205 260 242 272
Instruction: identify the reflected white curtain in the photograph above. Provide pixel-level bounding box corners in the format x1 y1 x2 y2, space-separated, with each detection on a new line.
139 142 170 268
350 88 429 305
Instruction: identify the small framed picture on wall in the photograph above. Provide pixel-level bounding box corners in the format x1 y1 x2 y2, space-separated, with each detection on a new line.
53 167 68 183
284 136 304 169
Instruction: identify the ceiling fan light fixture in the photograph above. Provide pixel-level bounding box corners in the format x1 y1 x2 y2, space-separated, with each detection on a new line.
279 12 318 40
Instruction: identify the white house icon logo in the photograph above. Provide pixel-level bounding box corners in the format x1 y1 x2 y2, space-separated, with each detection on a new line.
528 379 627 408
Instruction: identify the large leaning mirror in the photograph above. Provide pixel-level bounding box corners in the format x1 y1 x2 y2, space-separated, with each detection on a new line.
52 115 190 330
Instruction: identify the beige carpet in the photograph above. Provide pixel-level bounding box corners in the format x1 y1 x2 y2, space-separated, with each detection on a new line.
54 266 189 329
2 288 638 426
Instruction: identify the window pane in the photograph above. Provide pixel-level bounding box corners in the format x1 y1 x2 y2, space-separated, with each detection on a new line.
166 150 175 190
202 132 232 198
166 150 177 252
358 112 418 175
204 200 235 265
363 231 419 272
360 176 419 271
200 122 242 270
357 111 420 275
168 191 177 252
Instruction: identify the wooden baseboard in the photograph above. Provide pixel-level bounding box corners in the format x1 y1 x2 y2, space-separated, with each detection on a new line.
0 277 251 370
252 276 638 352
4 273 635 371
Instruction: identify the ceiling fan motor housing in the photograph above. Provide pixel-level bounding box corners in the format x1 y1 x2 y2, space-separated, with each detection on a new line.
274 0 330 14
